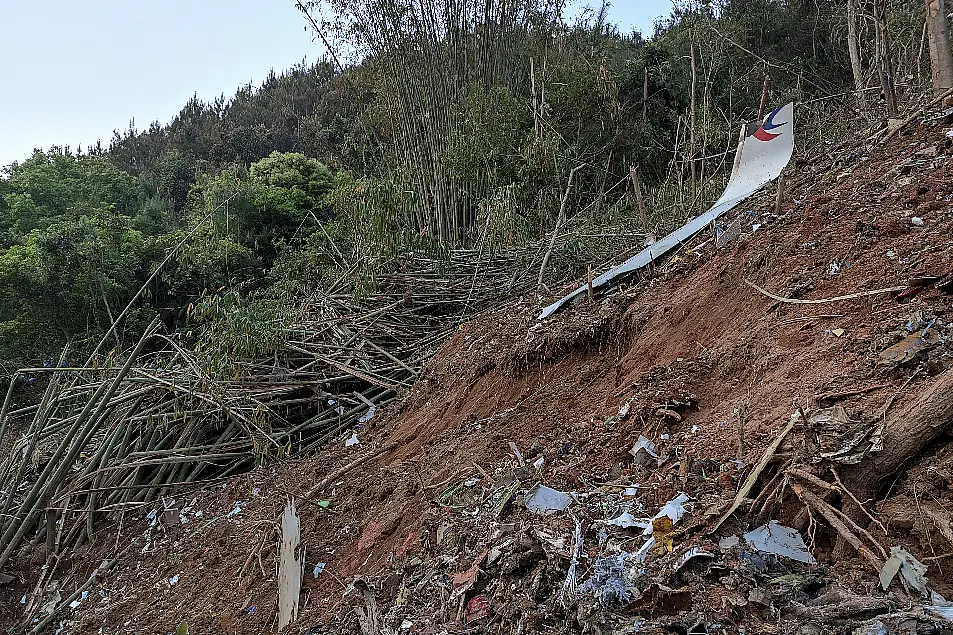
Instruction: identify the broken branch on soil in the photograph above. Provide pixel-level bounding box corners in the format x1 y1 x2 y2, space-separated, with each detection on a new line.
744 280 904 305
789 481 884 571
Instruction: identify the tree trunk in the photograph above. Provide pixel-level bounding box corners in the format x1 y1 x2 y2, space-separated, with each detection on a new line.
874 0 899 117
847 0 867 107
757 75 770 120
689 37 697 199
842 369 953 515
926 0 953 96
643 68 649 124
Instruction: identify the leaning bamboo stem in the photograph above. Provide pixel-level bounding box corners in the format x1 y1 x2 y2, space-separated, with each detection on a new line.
538 164 584 289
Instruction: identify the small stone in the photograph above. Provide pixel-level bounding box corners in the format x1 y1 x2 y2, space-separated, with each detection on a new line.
911 216 924 226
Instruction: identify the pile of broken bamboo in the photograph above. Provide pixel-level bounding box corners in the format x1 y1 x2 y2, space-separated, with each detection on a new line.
0 248 549 572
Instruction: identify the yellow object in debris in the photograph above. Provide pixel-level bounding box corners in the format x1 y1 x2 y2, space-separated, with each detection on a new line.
652 516 676 553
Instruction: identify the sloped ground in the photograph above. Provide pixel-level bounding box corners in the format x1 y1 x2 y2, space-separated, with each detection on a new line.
4 117 953 634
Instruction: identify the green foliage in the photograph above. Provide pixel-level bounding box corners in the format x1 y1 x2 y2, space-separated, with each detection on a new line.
4 151 139 237
189 291 287 378
0 211 145 361
153 149 195 215
0 144 341 370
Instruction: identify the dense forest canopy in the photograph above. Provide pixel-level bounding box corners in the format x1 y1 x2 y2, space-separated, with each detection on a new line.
0 0 942 372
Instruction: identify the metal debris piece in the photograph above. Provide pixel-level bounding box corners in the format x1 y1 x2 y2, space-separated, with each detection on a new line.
604 511 649 529
539 103 795 319
450 551 487 601
880 546 929 596
524 484 572 515
645 493 692 535
277 502 304 630
925 605 953 621
465 595 490 624
353 579 380 635
161 506 183 527
676 547 715 572
655 408 682 422
358 406 376 423
629 435 659 466
561 514 584 602
632 494 693 561
851 620 888 635
719 535 740 550
68 591 88 609
743 521 817 564
810 406 884 465
577 553 640 605
508 441 526 467
619 398 634 419
879 327 941 365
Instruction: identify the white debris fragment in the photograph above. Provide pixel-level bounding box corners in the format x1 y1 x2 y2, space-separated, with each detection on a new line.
508 441 526 467
277 503 303 630
358 405 376 423
626 494 693 562
69 591 89 609
524 485 572 515
345 432 360 447
169 574 179 586
744 521 816 564
643 493 691 536
911 216 925 227
227 502 245 518
880 546 929 595
532 455 545 470
676 547 714 571
629 436 658 466
618 399 633 419
603 511 649 530
926 605 953 620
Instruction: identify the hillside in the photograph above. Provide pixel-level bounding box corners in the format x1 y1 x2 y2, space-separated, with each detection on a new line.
4 104 952 634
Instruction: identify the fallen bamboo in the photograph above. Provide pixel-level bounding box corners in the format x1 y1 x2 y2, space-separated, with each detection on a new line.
0 244 548 580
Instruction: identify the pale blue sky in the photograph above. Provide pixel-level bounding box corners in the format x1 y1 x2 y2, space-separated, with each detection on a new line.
0 1 671 168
